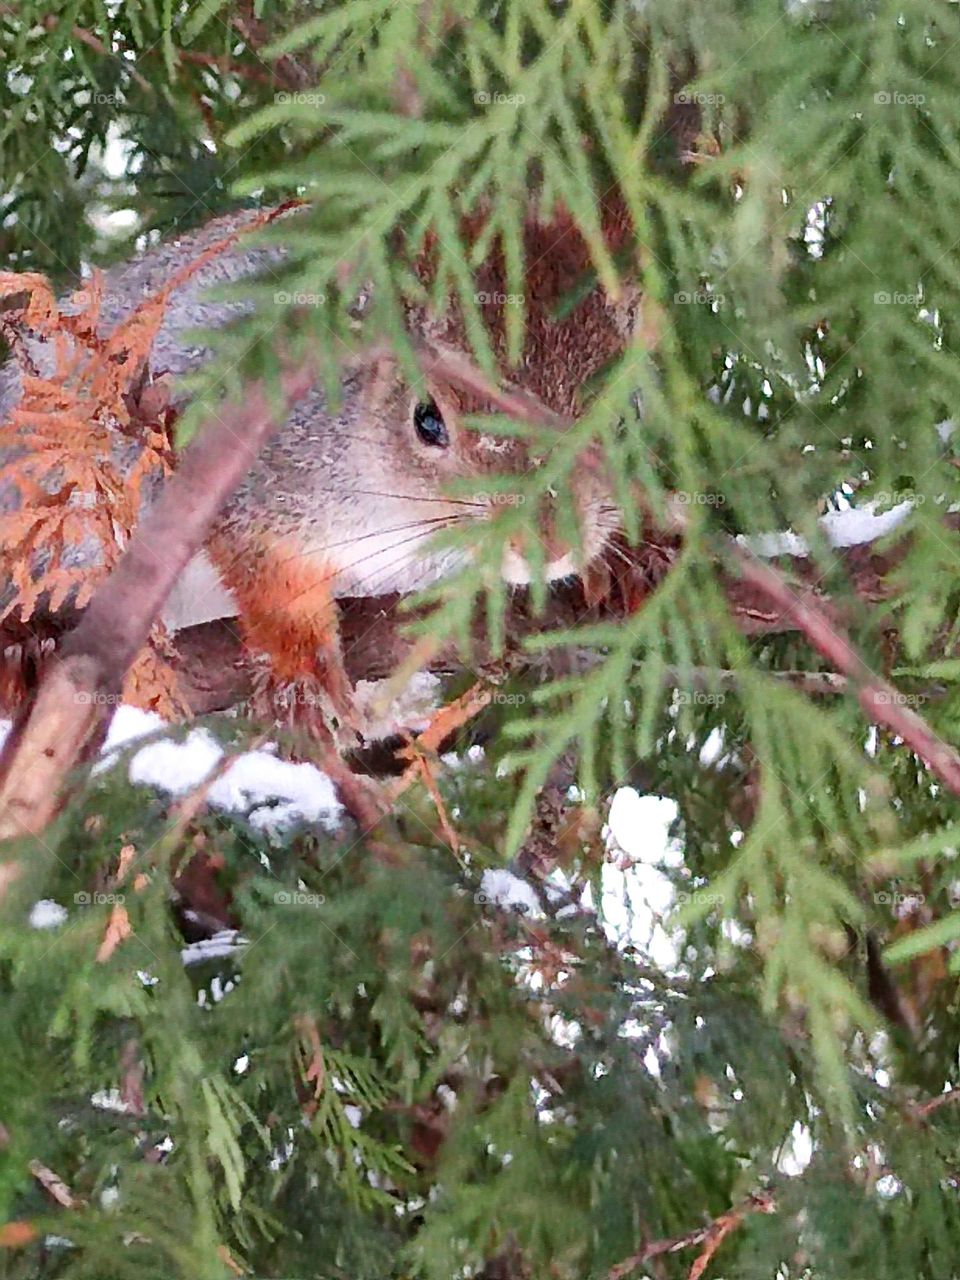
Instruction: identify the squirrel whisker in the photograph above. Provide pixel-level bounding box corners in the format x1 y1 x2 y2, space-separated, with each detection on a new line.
272 518 469 609
332 522 467 587
339 489 485 508
213 515 464 584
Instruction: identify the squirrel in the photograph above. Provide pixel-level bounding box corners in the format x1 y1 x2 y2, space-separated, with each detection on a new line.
0 198 637 730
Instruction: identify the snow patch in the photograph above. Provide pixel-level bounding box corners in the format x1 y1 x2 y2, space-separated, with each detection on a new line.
30 900 68 930
479 869 541 916
742 500 914 558
2 703 344 838
602 789 682 968
97 705 344 832
181 930 247 967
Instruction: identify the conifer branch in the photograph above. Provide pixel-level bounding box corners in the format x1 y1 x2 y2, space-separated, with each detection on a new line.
0 360 317 849
730 548 960 796
415 343 571 431
609 1190 777 1280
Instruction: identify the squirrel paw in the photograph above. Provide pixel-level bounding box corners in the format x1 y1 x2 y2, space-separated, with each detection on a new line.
248 658 367 747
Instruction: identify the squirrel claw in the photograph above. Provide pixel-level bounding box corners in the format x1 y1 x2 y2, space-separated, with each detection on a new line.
248 659 367 748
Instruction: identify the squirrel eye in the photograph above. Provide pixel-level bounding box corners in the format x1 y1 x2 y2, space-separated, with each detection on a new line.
413 399 449 448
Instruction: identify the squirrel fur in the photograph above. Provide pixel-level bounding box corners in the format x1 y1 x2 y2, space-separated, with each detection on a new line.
0 199 635 725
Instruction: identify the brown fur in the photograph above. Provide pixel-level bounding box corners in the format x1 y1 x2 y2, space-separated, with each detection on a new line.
1 199 637 730
414 195 636 417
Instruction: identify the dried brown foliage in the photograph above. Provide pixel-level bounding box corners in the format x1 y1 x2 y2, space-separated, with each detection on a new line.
0 268 173 621
0 205 291 715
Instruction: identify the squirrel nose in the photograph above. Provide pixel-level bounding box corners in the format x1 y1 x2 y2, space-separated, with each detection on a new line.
502 535 579 585
503 509 578 585
539 500 571 562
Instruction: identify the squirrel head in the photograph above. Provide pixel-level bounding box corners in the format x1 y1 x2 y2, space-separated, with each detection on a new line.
29 199 636 601
289 346 620 592
223 196 633 597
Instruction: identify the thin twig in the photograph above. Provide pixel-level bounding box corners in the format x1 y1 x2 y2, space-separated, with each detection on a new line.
731 546 960 797
173 48 274 84
387 681 493 850
663 665 849 696
609 1191 776 1280
39 15 153 93
415 342 572 431
912 1086 960 1120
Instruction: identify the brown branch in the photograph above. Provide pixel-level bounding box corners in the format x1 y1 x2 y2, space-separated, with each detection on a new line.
309 743 391 838
119 1037 145 1118
663 665 850 696
173 48 274 85
125 540 902 719
609 1191 776 1280
230 3 316 92
38 15 153 93
911 1086 960 1121
28 1160 79 1210
6 502 942 734
415 342 572 431
0 361 316 848
731 546 960 797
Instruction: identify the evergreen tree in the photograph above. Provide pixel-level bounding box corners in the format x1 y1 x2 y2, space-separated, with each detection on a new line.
3 1 960 1277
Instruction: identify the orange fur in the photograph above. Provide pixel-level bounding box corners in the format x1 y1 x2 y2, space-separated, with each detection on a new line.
219 202 636 722
213 536 354 721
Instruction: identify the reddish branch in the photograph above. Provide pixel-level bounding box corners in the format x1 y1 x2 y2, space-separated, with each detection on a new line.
150 520 903 716
911 1086 960 1121
732 547 960 797
230 2 316 92
0 361 316 845
36 15 153 93
173 49 274 84
609 1191 776 1280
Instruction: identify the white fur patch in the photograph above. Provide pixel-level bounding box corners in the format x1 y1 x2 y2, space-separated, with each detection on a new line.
162 552 238 630
501 546 579 585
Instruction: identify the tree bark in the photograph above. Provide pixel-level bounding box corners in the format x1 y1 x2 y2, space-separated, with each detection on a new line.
0 363 316 843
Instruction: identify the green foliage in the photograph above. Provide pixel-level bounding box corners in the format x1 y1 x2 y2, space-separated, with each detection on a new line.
5 0 960 1274
0 743 951 1280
